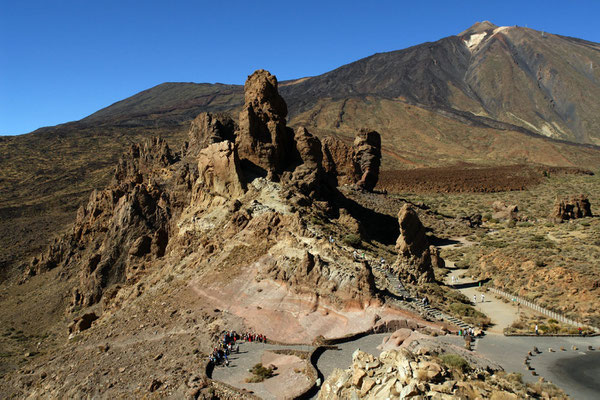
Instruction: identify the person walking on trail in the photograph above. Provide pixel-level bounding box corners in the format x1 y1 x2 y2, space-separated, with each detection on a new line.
473 295 477 304
535 324 539 335
481 293 485 303
451 275 455 285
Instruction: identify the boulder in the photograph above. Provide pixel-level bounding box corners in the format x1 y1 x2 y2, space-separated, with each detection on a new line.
492 201 518 221
68 312 99 334
379 328 413 350
552 195 593 221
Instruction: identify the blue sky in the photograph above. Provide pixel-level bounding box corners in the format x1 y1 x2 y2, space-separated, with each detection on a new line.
1 0 599 136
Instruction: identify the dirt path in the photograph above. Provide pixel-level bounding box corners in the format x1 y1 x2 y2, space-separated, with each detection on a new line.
445 267 519 334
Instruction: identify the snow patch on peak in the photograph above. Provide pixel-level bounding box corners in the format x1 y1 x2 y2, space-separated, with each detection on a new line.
466 32 487 50
493 26 510 35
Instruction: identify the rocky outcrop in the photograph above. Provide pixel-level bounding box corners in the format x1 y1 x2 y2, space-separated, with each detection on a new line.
187 112 237 154
114 138 176 184
552 195 593 221
321 130 381 191
25 137 183 309
492 201 518 221
195 141 246 200
393 204 437 285
25 69 384 331
322 136 358 186
236 69 295 179
261 248 377 307
353 130 381 191
288 127 326 198
318 348 558 400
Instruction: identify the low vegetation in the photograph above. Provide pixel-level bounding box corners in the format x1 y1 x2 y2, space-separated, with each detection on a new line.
245 363 274 383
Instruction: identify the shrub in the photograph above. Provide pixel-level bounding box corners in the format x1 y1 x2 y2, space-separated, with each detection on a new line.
246 363 274 383
343 234 361 248
440 354 470 372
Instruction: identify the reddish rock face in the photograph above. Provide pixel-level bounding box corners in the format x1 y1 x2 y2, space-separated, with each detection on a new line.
394 204 437 285
236 69 295 179
552 195 593 221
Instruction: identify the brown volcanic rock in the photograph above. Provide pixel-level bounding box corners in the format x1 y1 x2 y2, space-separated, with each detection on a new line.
394 204 436 284
492 200 519 221
27 137 185 309
353 130 381 191
114 137 176 184
195 141 246 200
236 69 295 179
552 194 593 221
288 126 325 197
322 136 358 186
320 130 381 191
187 112 236 154
262 249 377 306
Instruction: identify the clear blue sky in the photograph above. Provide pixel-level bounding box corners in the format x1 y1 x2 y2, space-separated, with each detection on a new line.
1 0 599 136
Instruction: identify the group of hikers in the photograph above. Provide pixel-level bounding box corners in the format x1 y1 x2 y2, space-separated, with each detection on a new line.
209 331 268 367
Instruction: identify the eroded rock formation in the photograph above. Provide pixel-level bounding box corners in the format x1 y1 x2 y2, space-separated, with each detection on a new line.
353 129 381 191
195 141 246 200
187 112 237 155
552 194 593 221
321 130 381 191
393 204 438 285
26 69 387 319
236 69 295 179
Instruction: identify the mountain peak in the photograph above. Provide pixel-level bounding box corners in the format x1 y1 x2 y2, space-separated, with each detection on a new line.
459 20 499 36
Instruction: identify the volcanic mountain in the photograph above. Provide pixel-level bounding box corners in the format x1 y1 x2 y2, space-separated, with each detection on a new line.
2 22 600 280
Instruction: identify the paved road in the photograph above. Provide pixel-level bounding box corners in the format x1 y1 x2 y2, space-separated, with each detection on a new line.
476 333 600 400
211 341 312 400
